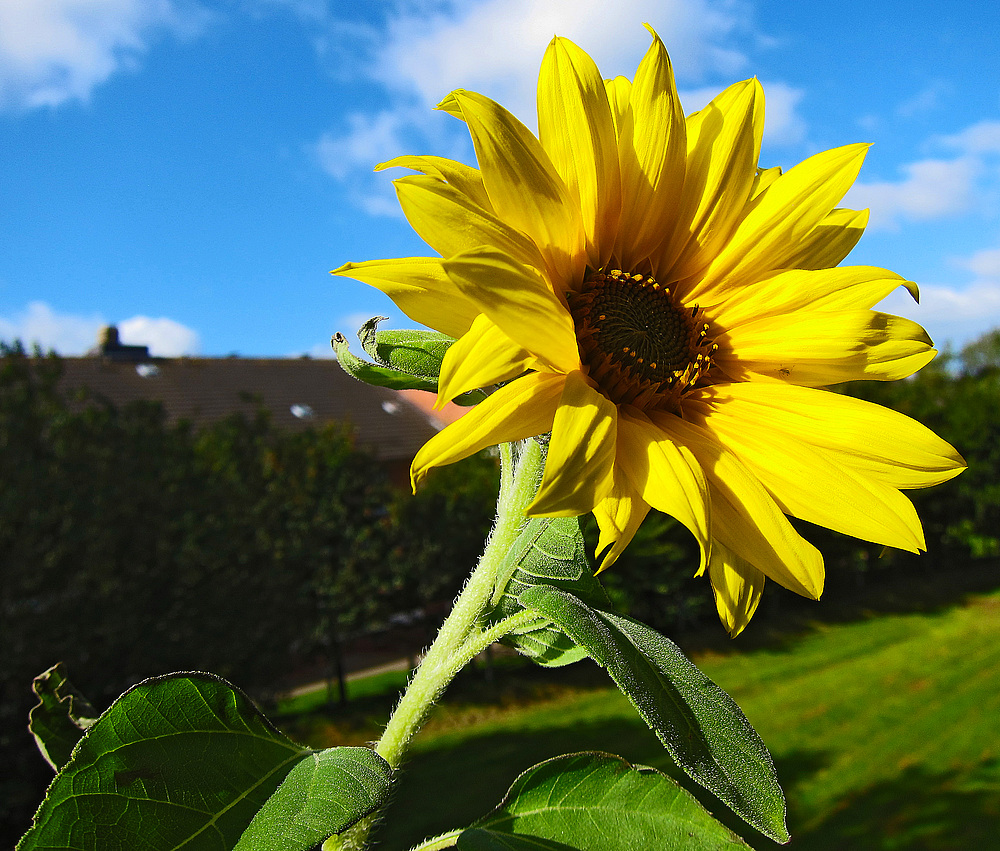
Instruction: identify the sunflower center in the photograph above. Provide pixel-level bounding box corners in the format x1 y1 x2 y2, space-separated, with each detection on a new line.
568 268 716 411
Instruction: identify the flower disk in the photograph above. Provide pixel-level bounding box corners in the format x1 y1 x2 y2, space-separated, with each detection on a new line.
569 269 716 412
333 26 966 635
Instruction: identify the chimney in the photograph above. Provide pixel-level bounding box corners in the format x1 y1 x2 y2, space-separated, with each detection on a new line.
92 325 150 361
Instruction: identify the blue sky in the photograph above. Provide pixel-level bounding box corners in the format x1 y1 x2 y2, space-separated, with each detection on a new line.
1 0 998 359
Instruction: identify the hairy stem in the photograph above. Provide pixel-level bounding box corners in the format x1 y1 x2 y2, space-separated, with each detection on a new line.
374 440 542 769
332 441 544 851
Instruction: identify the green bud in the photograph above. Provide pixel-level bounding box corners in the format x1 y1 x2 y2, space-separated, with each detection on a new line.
332 317 486 405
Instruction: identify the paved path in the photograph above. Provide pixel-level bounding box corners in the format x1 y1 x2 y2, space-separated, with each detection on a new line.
283 656 421 699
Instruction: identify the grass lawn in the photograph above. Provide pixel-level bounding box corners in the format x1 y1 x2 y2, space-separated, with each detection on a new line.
288 584 1000 850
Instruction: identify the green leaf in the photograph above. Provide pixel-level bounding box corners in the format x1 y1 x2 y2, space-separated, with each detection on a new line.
28 663 99 771
490 517 610 668
457 752 751 850
456 829 577 849
18 672 386 851
234 746 392 851
333 317 485 404
518 586 788 844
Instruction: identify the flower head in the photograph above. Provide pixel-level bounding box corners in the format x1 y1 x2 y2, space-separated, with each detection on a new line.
334 27 965 635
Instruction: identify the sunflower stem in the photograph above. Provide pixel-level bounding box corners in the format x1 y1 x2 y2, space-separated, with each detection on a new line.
335 440 544 850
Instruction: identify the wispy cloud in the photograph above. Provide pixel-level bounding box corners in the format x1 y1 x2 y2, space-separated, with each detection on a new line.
877 241 1000 349
309 0 783 211
0 301 199 356
119 315 200 356
368 0 754 124
846 156 981 230
847 118 1000 230
0 0 212 110
895 80 950 118
959 247 1000 279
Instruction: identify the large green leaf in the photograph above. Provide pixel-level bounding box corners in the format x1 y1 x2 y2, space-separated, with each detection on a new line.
518 586 788 844
28 663 99 771
490 517 609 667
18 672 389 851
456 752 751 850
234 746 392 851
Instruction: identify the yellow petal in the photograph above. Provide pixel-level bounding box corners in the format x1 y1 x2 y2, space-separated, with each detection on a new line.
537 36 621 269
444 89 586 286
664 78 763 281
528 370 617 516
411 372 565 490
616 409 711 575
653 413 825 600
782 207 870 270
604 76 632 141
614 26 686 269
592 473 651 572
685 383 966 490
695 143 869 299
713 266 918 328
716 309 937 386
393 174 546 271
695 400 927 552
331 257 478 339
443 246 580 374
377 154 492 211
751 165 782 198
526 371 618 517
437 314 532 406
708 542 765 637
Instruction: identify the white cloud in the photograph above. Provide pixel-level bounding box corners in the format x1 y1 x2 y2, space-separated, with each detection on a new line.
0 0 211 110
314 0 761 204
0 301 199 356
877 242 1000 349
959 247 1000 279
0 301 105 353
847 118 1000 231
118 315 199 356
315 109 414 180
846 156 981 230
372 0 753 122
938 120 1000 155
883 280 1000 350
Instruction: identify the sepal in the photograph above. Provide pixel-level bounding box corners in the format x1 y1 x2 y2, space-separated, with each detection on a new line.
332 317 486 405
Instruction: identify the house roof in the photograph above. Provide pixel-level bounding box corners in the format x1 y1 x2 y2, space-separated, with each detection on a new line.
57 354 444 462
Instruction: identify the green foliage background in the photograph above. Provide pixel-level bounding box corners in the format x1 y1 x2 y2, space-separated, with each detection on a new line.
0 343 495 844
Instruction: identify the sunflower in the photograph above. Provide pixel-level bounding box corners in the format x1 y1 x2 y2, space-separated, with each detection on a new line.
334 26 965 635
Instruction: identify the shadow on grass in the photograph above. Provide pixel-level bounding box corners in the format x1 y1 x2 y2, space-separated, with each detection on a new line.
370 720 1000 851
785 759 1000 851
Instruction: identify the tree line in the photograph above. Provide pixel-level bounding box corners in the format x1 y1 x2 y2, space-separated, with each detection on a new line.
0 342 497 842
